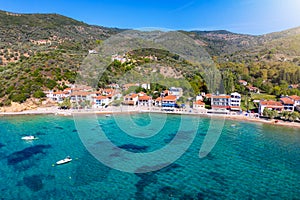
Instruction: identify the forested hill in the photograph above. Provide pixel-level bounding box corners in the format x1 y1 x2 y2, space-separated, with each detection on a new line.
0 10 299 106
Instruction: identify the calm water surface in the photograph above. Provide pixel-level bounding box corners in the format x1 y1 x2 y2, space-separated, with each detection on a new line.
0 113 300 199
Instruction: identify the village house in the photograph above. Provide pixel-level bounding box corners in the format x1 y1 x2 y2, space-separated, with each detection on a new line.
210 92 241 111
45 89 71 103
288 95 300 107
112 54 129 63
92 96 110 108
288 84 299 89
154 95 177 107
102 88 115 96
162 95 177 107
169 87 183 99
247 86 260 93
238 80 248 86
230 92 241 111
280 97 294 112
70 91 95 104
154 97 162 107
123 93 139 106
138 92 152 106
193 100 205 110
88 50 98 54
258 100 284 115
140 83 151 90
211 94 231 110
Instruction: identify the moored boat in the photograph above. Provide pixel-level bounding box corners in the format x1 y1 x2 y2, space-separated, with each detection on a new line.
21 135 37 140
56 156 72 165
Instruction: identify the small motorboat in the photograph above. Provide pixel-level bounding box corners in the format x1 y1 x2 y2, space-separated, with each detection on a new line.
21 135 37 140
56 156 72 165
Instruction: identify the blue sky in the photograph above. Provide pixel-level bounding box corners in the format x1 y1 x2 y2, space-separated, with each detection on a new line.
0 0 299 35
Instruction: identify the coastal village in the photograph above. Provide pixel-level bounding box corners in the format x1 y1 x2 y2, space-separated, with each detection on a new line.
40 79 300 123
1 52 299 124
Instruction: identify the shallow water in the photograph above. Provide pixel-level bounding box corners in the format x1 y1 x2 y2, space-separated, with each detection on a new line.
0 113 299 199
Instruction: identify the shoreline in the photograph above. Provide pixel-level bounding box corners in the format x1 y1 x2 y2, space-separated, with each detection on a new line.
1 106 300 129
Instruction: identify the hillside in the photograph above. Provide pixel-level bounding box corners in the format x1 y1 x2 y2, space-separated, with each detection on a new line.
0 10 120 65
0 10 299 106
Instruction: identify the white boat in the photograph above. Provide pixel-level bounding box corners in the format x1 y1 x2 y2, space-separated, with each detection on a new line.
21 135 37 140
56 156 72 165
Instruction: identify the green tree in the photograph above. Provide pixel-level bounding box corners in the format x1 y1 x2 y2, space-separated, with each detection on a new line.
59 98 71 108
272 86 282 96
33 90 46 98
289 112 299 122
263 108 270 117
269 110 278 120
281 111 290 121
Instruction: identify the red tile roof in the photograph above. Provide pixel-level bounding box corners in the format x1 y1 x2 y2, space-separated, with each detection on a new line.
155 97 162 102
94 96 108 100
139 95 151 101
104 88 114 93
195 100 205 105
212 95 230 99
71 91 92 96
260 100 283 107
53 91 65 95
163 95 177 101
289 95 300 101
280 97 294 105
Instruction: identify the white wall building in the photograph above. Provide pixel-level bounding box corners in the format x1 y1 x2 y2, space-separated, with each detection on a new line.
230 92 241 111
169 87 183 99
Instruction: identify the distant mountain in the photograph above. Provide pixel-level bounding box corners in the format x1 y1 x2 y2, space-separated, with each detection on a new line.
181 30 260 56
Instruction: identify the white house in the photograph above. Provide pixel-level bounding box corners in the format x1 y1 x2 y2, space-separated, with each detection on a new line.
138 94 152 106
238 80 248 86
169 87 183 99
211 94 230 110
141 83 151 90
46 90 70 103
93 96 110 108
258 100 284 115
280 97 294 112
193 100 205 109
230 92 241 111
88 50 98 54
70 91 95 103
196 95 204 101
288 95 300 107
123 94 139 106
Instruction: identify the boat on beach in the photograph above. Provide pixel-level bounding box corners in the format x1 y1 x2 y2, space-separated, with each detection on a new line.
56 156 72 165
21 135 38 140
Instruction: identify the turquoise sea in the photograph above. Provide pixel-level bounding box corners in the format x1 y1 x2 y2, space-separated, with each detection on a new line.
0 113 300 199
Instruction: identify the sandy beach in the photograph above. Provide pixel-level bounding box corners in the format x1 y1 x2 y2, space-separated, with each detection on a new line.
1 106 300 129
